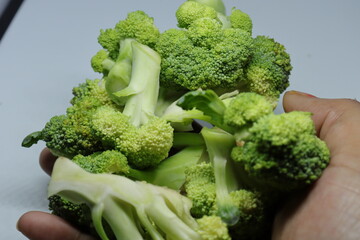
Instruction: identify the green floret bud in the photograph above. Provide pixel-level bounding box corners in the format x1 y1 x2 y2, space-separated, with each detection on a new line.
232 111 330 192
90 50 110 73
224 92 273 131
288 134 330 183
72 150 130 175
176 1 219 29
91 105 131 148
184 162 216 217
196 215 231 240
156 20 253 91
115 11 160 49
227 190 267 239
118 116 174 169
48 195 96 236
70 79 115 107
229 8 253 34
97 11 159 61
249 111 315 146
188 18 223 48
91 105 174 169
245 35 292 101
97 28 121 60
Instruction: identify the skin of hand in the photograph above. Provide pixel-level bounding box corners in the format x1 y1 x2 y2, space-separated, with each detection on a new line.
17 148 96 240
16 90 360 240
273 91 360 240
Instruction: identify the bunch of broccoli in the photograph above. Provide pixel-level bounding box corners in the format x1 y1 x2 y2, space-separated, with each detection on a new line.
22 0 330 239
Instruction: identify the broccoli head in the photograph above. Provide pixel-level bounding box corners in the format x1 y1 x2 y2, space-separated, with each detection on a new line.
184 162 217 218
97 10 159 60
156 17 253 91
232 111 330 192
196 215 231 240
92 105 173 169
244 36 292 101
22 79 117 158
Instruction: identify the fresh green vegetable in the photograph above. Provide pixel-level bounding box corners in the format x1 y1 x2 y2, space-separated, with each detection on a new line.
22 0 331 239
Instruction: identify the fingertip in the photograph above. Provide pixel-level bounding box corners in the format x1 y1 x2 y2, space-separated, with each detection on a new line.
39 148 57 175
17 211 95 240
282 90 317 113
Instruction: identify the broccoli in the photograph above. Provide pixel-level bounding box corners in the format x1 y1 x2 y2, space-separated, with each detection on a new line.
23 41 174 169
49 157 203 240
231 111 330 192
156 17 253 91
155 0 291 100
243 35 292 102
184 162 217 218
196 215 231 240
21 0 331 239
95 10 159 61
178 89 330 193
22 79 116 158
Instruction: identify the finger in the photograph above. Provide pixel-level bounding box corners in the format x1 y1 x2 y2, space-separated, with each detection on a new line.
39 148 57 175
17 211 96 240
283 90 360 171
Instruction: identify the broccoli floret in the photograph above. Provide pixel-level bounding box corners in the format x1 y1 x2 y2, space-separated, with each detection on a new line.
184 162 217 218
232 111 330 192
229 8 253 34
156 17 253 91
49 157 203 240
176 1 219 29
196 215 231 240
72 150 130 175
91 105 173 169
227 190 268 240
223 92 274 141
97 10 159 60
22 79 116 158
48 195 98 236
244 35 292 101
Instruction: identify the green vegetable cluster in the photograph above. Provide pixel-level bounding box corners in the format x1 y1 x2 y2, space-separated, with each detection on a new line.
22 0 330 239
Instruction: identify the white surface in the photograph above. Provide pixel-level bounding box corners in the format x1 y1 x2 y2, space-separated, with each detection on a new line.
0 0 359 239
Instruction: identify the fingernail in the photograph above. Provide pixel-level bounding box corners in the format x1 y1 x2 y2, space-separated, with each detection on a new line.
287 90 317 98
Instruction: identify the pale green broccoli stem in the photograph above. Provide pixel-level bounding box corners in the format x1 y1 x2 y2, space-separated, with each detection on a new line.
201 127 240 226
127 146 205 190
114 40 161 127
49 157 202 240
105 39 134 105
177 90 233 133
92 197 142 240
173 132 205 148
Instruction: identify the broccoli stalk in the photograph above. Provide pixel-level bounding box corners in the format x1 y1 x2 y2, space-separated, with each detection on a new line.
127 145 206 190
49 157 202 240
115 41 161 127
103 38 134 105
201 127 240 226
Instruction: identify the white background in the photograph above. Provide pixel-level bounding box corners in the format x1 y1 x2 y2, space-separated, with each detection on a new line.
0 0 359 238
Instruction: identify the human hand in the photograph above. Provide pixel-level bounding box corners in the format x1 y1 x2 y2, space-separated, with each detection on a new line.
17 148 96 240
273 91 360 239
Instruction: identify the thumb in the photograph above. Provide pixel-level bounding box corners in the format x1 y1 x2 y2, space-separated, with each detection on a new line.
283 90 360 171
